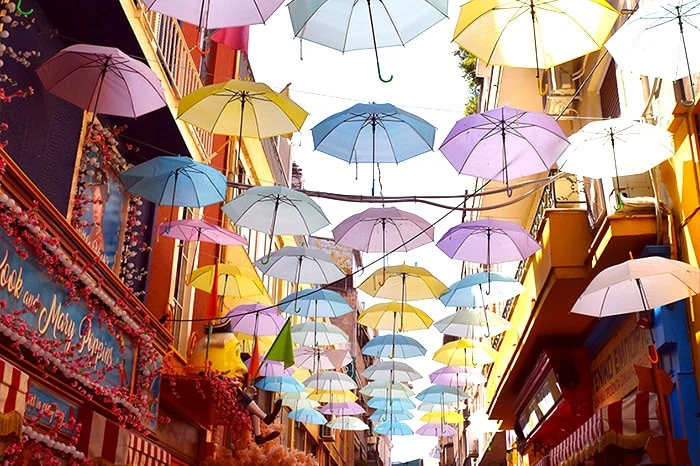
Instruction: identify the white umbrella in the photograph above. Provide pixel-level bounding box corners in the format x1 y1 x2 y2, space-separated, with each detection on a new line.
303 372 357 391
254 246 346 285
291 322 349 346
433 308 512 339
360 381 414 398
440 272 524 308
416 401 460 412
326 416 369 431
281 398 321 410
361 360 422 382
570 256 700 318
294 347 351 371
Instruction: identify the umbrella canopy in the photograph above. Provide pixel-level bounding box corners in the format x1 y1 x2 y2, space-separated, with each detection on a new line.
440 106 569 192
120 156 227 208
416 385 467 404
224 303 284 337
143 0 284 28
291 322 349 346
369 411 414 422
158 219 247 246
255 375 305 393
294 347 351 371
303 372 357 391
358 302 434 331
416 423 457 437
362 334 427 359
570 256 700 318
434 308 512 339
312 103 436 193
374 421 414 436
416 400 460 412
288 0 448 82
453 0 618 92
360 381 414 398
278 289 353 318
326 416 369 431
188 264 266 298
558 118 673 181
287 408 328 425
222 186 329 237
362 361 422 382
281 398 321 410
255 247 346 285
319 402 366 416
367 397 416 410
36 44 166 117
433 339 499 366
332 207 434 253
245 359 292 378
440 272 523 308
359 265 448 301
420 411 465 424
429 366 487 387
307 390 357 403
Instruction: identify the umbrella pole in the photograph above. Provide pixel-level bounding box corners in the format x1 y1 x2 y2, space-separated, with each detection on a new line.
367 0 393 83
677 8 696 107
234 97 246 177
483 306 491 339
529 0 548 96
261 199 279 265
372 119 377 196
381 219 387 285
314 301 319 373
204 321 213 375
500 114 512 197
168 170 180 228
486 229 492 295
88 60 110 127
190 229 202 278
610 130 624 210
391 312 397 359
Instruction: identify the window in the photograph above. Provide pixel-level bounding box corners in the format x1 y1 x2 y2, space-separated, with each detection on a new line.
171 207 198 355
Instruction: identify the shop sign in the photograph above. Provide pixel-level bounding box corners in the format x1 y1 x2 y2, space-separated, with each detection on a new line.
25 384 79 435
590 317 650 409
0 230 135 389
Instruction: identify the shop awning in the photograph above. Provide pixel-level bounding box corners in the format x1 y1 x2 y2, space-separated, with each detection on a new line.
550 392 660 466
77 409 130 464
0 357 29 436
127 434 172 466
531 457 550 466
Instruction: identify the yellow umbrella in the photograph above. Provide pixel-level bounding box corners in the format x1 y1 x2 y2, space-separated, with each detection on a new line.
420 411 465 425
358 302 433 332
433 339 498 367
235 333 275 354
188 263 267 298
358 265 448 301
308 389 358 403
453 0 618 94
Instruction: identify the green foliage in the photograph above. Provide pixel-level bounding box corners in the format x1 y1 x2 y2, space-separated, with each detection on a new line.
454 47 481 115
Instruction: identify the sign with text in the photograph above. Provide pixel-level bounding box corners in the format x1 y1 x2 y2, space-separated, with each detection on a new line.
590 317 650 409
25 384 79 435
0 229 134 389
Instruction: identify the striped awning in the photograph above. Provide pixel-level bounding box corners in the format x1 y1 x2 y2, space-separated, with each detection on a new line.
531 456 550 466
0 357 29 436
128 434 171 466
77 409 130 464
550 392 660 466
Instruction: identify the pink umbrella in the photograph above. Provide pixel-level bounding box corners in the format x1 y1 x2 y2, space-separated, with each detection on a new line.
36 44 166 118
429 366 486 387
244 359 293 377
143 0 284 29
224 303 284 337
320 402 365 416
294 347 351 371
416 423 457 437
158 219 247 246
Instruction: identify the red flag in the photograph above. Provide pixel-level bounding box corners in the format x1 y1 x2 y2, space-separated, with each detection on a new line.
211 26 249 53
206 263 219 320
248 337 260 383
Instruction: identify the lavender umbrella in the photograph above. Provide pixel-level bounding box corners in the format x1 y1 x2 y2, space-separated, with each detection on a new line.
144 0 284 29
319 402 366 416
244 359 293 377
224 303 284 337
158 220 247 246
439 106 569 195
429 366 487 387
416 423 457 437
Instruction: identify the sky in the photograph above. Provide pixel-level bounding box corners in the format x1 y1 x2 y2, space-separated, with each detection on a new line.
249 4 474 464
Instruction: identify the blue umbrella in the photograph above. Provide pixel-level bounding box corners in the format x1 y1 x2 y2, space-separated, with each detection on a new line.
255 376 305 393
278 289 353 318
416 385 467 404
120 156 226 208
287 408 328 425
440 272 524 308
367 397 416 410
374 420 414 436
369 410 414 422
362 334 426 359
312 103 436 194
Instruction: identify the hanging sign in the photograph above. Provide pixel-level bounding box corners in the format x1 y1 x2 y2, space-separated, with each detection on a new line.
25 384 79 435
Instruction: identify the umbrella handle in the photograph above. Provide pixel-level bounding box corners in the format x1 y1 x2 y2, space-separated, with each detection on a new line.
648 344 659 364
537 77 549 96
195 28 211 55
375 56 393 83
16 0 33 15
681 85 695 107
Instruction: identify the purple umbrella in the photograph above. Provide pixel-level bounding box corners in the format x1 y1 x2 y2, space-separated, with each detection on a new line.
144 0 284 29
319 402 366 416
158 220 247 246
244 359 293 377
439 106 568 195
429 366 486 387
224 303 284 337
36 44 166 118
416 423 457 437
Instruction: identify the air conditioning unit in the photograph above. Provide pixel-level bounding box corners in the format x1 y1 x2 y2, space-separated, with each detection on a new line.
320 414 335 441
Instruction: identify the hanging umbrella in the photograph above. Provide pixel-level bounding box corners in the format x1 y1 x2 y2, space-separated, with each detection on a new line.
291 322 349 346
358 302 434 331
326 416 370 431
237 333 275 353
369 410 414 422
303 372 357 391
453 0 618 94
319 402 366 416
434 308 512 339
362 361 422 382
36 44 166 118
558 118 673 206
245 359 292 377
360 381 414 398
605 0 700 106
224 303 284 337
287 408 328 425
416 423 457 437
120 156 227 209
359 265 448 301
416 385 467 404
294 347 351 371
255 375 305 393
308 390 358 403
188 264 267 298
433 339 499 367
416 400 460 412
367 397 416 410
312 103 436 194
429 366 487 387
143 0 284 29
440 272 523 308
374 421 414 436
362 334 427 359
255 247 346 284
281 397 321 410
278 289 353 318
288 0 448 82
158 219 247 245
440 106 569 195
420 411 465 425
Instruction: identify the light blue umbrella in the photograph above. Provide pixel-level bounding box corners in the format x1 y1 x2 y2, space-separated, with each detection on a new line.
440 272 524 308
287 408 328 425
255 376 305 393
120 155 226 208
367 397 416 410
288 0 448 82
416 385 467 404
362 334 426 358
312 103 436 194
374 420 414 436
369 410 414 422
278 289 353 318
